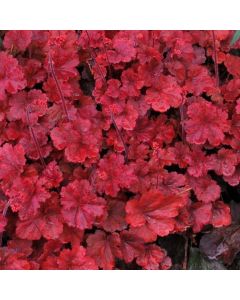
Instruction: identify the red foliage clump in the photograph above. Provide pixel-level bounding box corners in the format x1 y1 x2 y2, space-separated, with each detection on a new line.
0 30 238 270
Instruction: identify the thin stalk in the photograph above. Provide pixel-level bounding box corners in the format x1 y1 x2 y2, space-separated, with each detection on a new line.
211 30 219 87
0 200 10 247
179 104 186 142
101 39 112 78
110 112 128 163
48 52 70 121
26 106 46 168
182 234 189 270
177 187 192 195
156 149 161 188
85 31 106 82
151 30 155 47
85 31 128 163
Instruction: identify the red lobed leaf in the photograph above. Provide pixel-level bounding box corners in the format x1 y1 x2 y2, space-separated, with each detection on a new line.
126 189 188 236
61 179 106 230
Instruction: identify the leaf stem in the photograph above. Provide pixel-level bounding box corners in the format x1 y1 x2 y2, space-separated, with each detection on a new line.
48 52 70 121
0 200 10 247
26 106 46 168
85 31 128 163
101 39 112 78
110 112 128 163
85 31 106 82
183 234 189 270
179 104 186 142
211 30 219 87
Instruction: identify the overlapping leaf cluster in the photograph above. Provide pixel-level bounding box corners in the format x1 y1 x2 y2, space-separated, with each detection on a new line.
0 30 239 269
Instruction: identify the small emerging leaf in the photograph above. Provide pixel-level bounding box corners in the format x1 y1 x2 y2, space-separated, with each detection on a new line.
230 30 240 46
200 225 240 265
188 247 226 270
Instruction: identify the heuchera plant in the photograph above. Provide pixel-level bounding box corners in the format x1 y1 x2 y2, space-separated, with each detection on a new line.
0 30 239 270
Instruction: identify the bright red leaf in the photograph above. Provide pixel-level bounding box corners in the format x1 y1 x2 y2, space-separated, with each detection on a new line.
184 99 229 146
61 179 106 230
126 189 188 236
